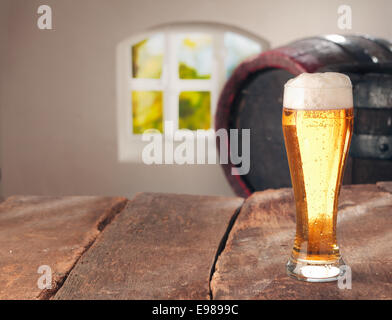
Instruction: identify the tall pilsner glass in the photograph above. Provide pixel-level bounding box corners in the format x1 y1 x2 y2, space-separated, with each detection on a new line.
282 72 353 282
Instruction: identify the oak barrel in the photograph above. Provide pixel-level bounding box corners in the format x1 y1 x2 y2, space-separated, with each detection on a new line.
216 35 392 197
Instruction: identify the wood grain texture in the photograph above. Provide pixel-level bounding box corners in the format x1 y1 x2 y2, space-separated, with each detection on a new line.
377 181 392 194
54 193 244 300
0 196 128 299
211 184 392 299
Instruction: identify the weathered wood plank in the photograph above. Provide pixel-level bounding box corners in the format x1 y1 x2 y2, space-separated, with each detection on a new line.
377 181 392 194
0 196 128 299
54 193 243 300
211 184 392 299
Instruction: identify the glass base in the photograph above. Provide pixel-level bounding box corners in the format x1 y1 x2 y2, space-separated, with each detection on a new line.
286 256 345 282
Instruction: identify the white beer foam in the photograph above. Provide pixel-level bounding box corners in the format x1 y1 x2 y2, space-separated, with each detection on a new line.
283 72 353 109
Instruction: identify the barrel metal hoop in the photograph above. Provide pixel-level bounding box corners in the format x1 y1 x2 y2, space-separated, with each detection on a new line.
319 35 374 63
350 134 392 159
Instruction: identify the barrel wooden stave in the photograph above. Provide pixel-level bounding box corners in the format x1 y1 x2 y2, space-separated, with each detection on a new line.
351 71 392 183
233 69 293 192
319 35 392 63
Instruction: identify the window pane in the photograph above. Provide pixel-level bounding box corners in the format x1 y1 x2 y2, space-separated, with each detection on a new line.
132 33 164 78
179 91 211 130
132 91 163 134
178 34 212 79
224 32 261 78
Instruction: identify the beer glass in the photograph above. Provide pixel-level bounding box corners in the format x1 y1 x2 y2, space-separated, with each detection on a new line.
282 72 353 282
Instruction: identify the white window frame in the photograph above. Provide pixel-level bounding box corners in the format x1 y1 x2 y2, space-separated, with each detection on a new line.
116 23 268 162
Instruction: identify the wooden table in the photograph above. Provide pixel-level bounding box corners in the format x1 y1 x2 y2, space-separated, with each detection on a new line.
1 182 391 300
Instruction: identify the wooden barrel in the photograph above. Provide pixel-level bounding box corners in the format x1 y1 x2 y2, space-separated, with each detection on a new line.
321 63 392 184
216 35 392 197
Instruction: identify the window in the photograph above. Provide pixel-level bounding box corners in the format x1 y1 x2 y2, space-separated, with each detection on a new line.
117 23 268 161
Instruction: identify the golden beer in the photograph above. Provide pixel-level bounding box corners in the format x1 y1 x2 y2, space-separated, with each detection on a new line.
282 72 353 282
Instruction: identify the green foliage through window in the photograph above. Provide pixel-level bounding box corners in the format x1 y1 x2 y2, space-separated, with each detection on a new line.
178 34 212 79
129 30 263 134
132 34 164 79
179 91 211 130
132 91 163 134
179 63 210 80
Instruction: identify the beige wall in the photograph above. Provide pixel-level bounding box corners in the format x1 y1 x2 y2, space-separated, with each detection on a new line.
1 0 391 199
0 0 10 199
